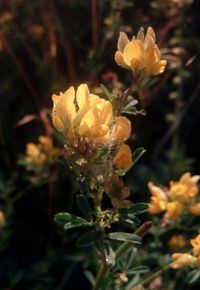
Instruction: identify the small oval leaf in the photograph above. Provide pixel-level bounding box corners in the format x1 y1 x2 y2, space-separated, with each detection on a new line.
129 203 149 214
132 147 146 166
76 194 92 220
54 212 88 226
108 232 141 244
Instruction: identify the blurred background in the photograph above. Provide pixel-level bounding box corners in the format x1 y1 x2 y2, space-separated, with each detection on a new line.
0 0 200 289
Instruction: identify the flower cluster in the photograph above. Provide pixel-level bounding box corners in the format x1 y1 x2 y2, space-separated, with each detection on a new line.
52 84 132 171
115 27 166 76
168 234 186 250
171 234 200 269
26 135 60 166
148 172 200 224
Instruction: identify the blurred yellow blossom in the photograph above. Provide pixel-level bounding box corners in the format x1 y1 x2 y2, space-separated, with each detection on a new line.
0 11 13 24
171 253 197 269
168 235 186 249
115 27 167 76
148 182 167 214
164 201 182 222
191 234 200 258
148 172 200 223
113 144 132 169
171 234 200 269
52 84 131 146
168 172 200 202
0 211 6 227
26 135 59 166
189 203 200 216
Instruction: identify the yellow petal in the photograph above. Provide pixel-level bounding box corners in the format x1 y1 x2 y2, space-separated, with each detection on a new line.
171 253 197 269
113 116 131 143
63 86 76 121
114 51 130 69
76 83 89 111
78 109 98 135
113 144 132 169
117 32 129 52
123 40 144 67
137 27 145 42
146 26 155 42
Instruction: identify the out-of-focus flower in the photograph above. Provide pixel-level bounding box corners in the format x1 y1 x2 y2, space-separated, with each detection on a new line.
168 173 200 202
28 24 45 39
148 172 200 224
168 235 186 249
0 11 13 24
118 272 128 283
148 182 167 214
52 84 131 146
172 0 193 7
171 234 200 270
189 203 200 216
115 27 167 76
164 201 182 222
148 276 162 290
171 253 197 269
26 135 59 166
113 144 132 169
191 234 200 258
0 211 6 227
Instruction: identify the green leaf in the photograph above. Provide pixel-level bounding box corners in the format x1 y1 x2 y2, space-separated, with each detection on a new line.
108 232 141 244
187 269 200 284
127 266 149 275
105 242 116 266
128 203 149 215
94 147 109 162
84 271 95 286
115 168 128 177
122 105 145 116
100 84 116 102
76 194 92 220
63 222 92 231
132 147 146 166
54 212 89 231
77 230 104 247
116 147 146 176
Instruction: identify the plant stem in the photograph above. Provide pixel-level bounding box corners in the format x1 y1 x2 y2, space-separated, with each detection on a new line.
93 263 108 290
115 221 152 260
140 263 171 287
93 221 152 290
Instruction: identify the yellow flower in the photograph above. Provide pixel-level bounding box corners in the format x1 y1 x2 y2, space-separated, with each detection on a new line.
169 172 200 202
168 235 186 249
148 182 167 214
26 143 46 165
115 27 167 76
164 201 182 221
26 136 59 166
0 211 6 227
191 234 200 258
113 144 132 169
171 253 197 269
189 203 200 216
52 84 131 145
